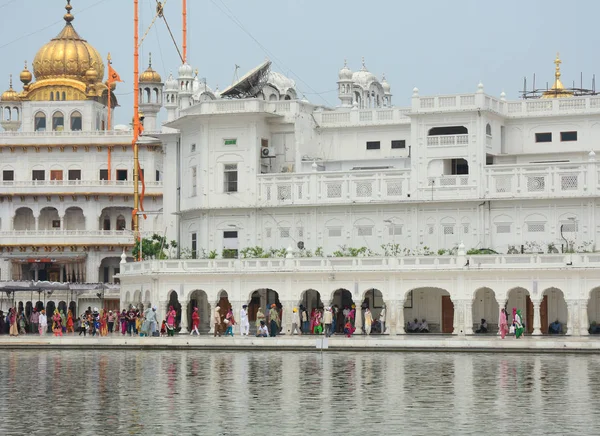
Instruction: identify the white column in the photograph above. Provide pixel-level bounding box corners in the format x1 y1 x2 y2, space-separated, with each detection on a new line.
464 300 474 335
282 300 294 335
34 213 40 231
397 300 405 334
179 299 189 333
579 298 589 336
59 214 65 230
532 299 542 336
452 300 464 335
354 305 363 334
566 300 575 335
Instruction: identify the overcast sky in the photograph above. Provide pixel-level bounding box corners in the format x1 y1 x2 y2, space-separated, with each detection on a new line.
1 0 599 124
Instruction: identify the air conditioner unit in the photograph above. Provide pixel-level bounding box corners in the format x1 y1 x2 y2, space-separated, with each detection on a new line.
261 147 275 158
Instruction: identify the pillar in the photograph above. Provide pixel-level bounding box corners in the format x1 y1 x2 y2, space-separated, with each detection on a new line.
34 213 40 231
464 300 474 335
282 300 294 335
60 264 65 283
566 300 575 336
397 299 405 334
579 299 589 336
59 214 65 230
532 299 542 336
354 304 363 334
452 300 463 335
179 299 189 333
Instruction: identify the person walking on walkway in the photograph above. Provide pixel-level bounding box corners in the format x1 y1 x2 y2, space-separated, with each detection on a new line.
300 305 309 334
166 306 177 337
255 307 265 332
66 310 75 334
191 307 200 335
269 304 280 337
38 309 47 336
240 305 250 336
224 308 235 337
30 308 39 335
8 308 18 337
379 305 386 334
364 308 373 336
514 308 525 339
52 309 63 337
127 306 137 336
323 307 333 337
213 306 222 337
499 308 508 339
291 307 302 335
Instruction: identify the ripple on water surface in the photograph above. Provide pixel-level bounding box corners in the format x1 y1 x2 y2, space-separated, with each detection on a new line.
0 350 599 435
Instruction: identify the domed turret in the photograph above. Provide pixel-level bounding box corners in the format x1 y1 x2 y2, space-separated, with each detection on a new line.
381 73 391 93
178 63 194 78
337 59 353 107
1 76 19 102
140 53 162 83
165 72 178 91
338 59 353 81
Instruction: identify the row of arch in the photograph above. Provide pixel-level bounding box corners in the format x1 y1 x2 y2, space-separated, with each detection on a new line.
123 285 600 335
34 110 81 132
2 106 19 122
10 206 133 231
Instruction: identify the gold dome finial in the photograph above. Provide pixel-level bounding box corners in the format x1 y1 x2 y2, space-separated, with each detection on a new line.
20 60 32 85
1 75 19 102
542 52 573 99
554 52 562 81
140 53 162 83
64 0 74 23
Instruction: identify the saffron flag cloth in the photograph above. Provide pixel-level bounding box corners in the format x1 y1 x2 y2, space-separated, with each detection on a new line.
107 64 123 84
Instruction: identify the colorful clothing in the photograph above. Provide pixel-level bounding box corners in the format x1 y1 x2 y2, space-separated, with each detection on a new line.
499 310 508 339
514 309 524 339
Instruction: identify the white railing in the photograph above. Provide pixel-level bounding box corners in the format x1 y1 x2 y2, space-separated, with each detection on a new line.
428 175 470 187
0 229 154 245
0 130 133 137
427 134 469 146
119 254 600 275
0 180 162 188
257 169 411 206
484 162 597 198
315 107 410 127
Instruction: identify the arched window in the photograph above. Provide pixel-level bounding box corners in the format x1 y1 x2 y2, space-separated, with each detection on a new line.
116 215 126 231
486 123 492 136
70 111 82 131
62 92 66 101
34 112 46 131
12 107 19 121
153 88 159 103
145 88 151 103
102 216 111 230
3 107 10 121
50 91 54 101
52 111 64 131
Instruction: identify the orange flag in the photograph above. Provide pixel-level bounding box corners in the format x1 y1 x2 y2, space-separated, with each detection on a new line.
107 64 123 85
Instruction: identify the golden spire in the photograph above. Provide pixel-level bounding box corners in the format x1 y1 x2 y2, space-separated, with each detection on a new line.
554 52 562 86
1 74 19 101
64 0 74 23
542 52 573 99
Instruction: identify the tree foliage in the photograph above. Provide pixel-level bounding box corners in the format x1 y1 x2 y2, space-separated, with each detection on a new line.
132 233 177 260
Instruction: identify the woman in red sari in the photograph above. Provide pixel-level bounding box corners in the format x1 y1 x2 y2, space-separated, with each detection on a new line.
66 309 74 334
166 306 177 336
309 308 317 335
52 309 63 336
99 309 108 336
191 307 200 335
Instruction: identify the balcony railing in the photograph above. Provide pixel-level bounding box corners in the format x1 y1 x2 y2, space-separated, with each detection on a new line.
119 253 600 275
484 162 597 198
427 134 469 146
0 230 153 245
314 107 411 127
0 180 163 195
257 169 411 206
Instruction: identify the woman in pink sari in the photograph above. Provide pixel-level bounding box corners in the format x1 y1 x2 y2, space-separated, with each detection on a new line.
166 306 177 337
499 308 508 339
309 308 317 334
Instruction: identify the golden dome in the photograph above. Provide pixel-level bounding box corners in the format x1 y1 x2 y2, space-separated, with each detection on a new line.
1 75 19 102
32 1 104 84
542 53 573 99
20 61 32 85
140 53 162 83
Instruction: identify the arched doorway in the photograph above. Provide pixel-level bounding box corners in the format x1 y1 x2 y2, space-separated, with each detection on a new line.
188 290 210 333
69 301 77 319
58 301 67 315
46 301 56 333
541 288 568 334
472 288 499 333
404 287 454 333
506 287 532 334
588 287 600 334
167 290 182 331
360 288 386 334
298 289 322 335
247 289 281 334
331 289 355 333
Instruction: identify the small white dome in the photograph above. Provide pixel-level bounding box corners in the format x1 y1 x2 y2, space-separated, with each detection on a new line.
178 62 194 78
267 71 296 96
165 73 178 91
381 73 391 93
338 60 352 81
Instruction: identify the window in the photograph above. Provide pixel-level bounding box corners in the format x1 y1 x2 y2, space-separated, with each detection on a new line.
224 231 238 239
50 170 63 181
280 228 290 238
2 170 14 181
496 224 511 234
443 225 455 235
34 112 46 131
224 164 238 193
389 225 403 236
560 131 577 142
265 228 272 238
52 111 64 131
535 133 552 143
561 221 578 232
428 126 468 136
155 170 160 182
486 123 492 136
463 224 470 234
103 217 111 230
116 169 128 181
99 169 109 180
357 226 373 236
70 111 82 131
68 170 81 181
52 220 61 228
366 141 380 150
297 228 304 238
527 223 545 232
190 143 196 153
32 170 45 181
191 233 197 259
191 166 197 197
391 140 406 149
116 215 126 231
261 139 269 148
428 225 434 235
224 138 237 146
328 228 342 237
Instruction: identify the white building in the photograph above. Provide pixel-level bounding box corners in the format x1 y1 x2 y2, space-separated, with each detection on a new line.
0 2 163 316
118 50 600 338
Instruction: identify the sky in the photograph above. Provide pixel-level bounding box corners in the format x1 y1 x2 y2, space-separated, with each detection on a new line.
1 0 599 125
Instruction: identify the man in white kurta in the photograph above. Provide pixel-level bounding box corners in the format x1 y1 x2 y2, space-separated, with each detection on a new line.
240 305 250 336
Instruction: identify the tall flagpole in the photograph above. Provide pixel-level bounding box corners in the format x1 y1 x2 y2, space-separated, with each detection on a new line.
107 52 112 180
183 0 187 63
133 0 140 237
